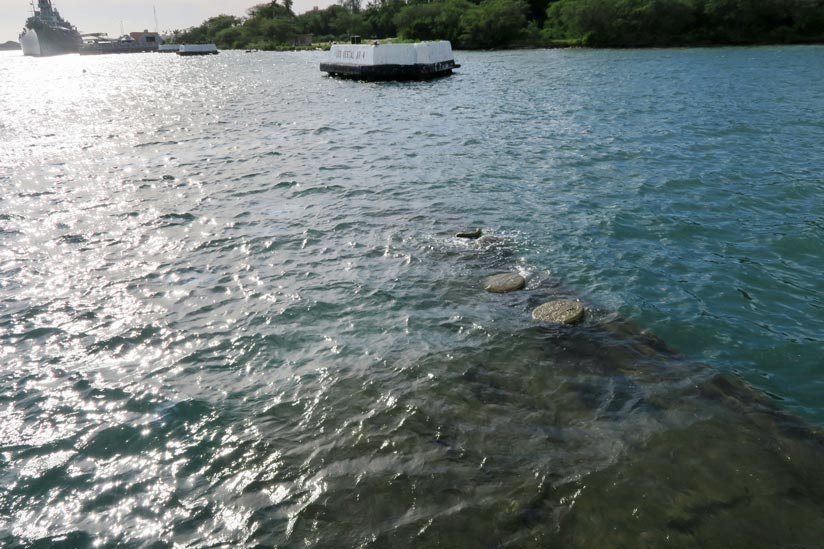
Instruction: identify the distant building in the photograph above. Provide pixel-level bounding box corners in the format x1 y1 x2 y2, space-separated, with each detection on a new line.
80 29 165 55
293 34 313 46
129 30 163 46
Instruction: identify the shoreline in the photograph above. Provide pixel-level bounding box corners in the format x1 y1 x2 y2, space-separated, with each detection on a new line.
229 38 824 53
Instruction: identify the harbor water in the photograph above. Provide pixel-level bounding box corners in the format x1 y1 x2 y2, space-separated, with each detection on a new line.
1 47 823 546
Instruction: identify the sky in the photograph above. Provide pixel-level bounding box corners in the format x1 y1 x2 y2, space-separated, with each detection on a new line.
1 0 336 43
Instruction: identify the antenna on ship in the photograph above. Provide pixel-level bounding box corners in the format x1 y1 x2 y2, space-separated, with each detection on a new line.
153 5 160 33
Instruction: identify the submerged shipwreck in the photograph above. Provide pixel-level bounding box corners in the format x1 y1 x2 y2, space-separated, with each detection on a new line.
320 40 460 80
437 228 824 545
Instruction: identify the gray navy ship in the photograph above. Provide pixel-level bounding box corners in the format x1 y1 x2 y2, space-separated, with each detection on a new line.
19 0 82 56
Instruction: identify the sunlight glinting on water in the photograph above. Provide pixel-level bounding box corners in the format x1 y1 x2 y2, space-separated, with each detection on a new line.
1 47 823 546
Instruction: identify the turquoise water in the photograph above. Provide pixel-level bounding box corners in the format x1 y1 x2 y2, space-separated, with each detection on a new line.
0 46 823 546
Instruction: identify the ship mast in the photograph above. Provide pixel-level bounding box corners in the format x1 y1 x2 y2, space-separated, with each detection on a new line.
35 0 53 17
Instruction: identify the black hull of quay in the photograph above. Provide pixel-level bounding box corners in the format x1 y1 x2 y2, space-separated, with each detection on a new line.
320 60 460 81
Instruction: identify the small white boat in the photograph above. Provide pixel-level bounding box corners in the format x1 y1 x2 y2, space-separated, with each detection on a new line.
177 43 218 56
320 40 459 80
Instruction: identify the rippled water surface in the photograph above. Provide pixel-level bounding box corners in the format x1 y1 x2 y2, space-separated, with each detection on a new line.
1 47 823 547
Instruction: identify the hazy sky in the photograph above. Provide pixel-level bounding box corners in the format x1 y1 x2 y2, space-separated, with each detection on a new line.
1 0 336 42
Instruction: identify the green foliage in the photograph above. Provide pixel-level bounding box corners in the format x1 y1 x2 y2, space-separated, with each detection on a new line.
544 0 824 46
215 25 247 49
176 14 243 44
394 0 528 48
297 5 370 39
544 0 694 45
177 1 303 50
363 0 406 38
248 1 295 19
176 0 824 49
394 0 472 43
460 0 530 47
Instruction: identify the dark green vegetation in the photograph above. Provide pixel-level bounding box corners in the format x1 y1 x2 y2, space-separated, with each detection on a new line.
175 0 824 49
547 0 824 46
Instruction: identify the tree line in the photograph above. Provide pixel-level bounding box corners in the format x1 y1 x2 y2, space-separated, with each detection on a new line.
173 0 824 49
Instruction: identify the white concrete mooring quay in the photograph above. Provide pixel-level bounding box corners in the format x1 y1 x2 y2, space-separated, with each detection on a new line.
320 40 460 80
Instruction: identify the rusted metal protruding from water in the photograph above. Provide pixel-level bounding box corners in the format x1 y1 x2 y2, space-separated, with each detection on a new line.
532 299 585 324
456 228 483 239
483 273 526 293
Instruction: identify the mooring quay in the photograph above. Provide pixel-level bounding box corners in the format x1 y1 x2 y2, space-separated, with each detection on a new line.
320 40 460 80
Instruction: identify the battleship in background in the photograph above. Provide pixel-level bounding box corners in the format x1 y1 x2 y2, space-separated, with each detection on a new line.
19 0 82 56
